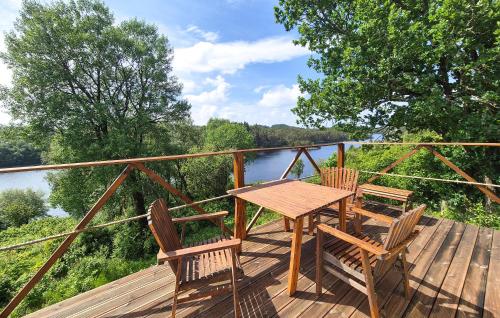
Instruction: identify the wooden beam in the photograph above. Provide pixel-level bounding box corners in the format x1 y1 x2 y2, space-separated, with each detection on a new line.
337 142 345 168
424 146 500 204
280 148 304 179
233 153 246 242
367 146 422 183
246 206 265 235
134 163 233 235
303 148 321 174
0 165 134 318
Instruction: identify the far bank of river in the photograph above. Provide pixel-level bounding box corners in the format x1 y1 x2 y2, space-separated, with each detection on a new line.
0 143 362 217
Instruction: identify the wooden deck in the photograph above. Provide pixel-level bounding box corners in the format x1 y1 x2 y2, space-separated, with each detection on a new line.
27 204 499 318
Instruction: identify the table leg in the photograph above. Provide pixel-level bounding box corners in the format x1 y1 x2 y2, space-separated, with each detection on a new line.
283 217 291 232
234 197 246 253
339 198 347 232
288 217 304 296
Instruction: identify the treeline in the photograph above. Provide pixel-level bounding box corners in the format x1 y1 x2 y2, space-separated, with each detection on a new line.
0 123 347 169
248 124 346 147
0 126 41 168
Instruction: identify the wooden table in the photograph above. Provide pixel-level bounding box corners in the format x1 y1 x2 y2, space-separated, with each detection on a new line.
228 179 354 296
359 184 414 212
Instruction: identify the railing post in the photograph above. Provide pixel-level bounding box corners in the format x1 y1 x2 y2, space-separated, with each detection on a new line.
233 152 246 245
337 142 345 168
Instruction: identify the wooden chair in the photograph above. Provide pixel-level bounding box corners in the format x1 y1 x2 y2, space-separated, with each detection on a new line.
306 167 360 234
315 204 427 318
148 198 243 318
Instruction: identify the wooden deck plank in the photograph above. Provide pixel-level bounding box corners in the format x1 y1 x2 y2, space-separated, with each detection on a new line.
22 206 499 318
251 208 403 318
428 224 479 318
323 218 440 318
380 219 455 318
483 230 500 318
403 221 466 317
23 266 170 318
346 216 442 318
284 214 430 318
456 227 493 318
143 215 337 318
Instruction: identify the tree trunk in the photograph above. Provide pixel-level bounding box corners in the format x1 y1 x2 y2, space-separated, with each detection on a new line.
132 190 148 229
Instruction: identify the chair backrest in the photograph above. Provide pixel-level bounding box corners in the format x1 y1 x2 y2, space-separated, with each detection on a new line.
383 204 426 251
373 204 426 276
148 198 182 271
321 167 359 203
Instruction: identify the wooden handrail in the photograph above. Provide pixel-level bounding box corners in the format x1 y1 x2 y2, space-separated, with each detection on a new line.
0 142 342 174
1 141 498 174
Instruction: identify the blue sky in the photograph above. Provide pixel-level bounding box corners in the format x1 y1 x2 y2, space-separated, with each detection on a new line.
0 0 316 126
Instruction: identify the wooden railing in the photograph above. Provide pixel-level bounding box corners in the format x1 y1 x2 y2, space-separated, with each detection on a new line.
0 141 498 317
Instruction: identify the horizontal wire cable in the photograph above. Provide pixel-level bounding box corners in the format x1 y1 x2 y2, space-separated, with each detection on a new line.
359 170 499 188
0 193 233 252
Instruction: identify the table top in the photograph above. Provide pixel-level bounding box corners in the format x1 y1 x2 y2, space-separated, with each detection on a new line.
359 184 413 198
227 179 354 220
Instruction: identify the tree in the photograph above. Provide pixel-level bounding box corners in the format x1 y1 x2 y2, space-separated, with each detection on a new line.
181 119 256 200
0 189 48 229
275 0 499 141
1 0 190 220
0 125 41 168
290 158 304 178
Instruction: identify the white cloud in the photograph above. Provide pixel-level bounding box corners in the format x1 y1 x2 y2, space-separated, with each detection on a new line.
185 75 230 105
173 36 309 74
0 38 13 88
185 75 231 125
257 84 303 108
184 82 303 126
185 25 219 42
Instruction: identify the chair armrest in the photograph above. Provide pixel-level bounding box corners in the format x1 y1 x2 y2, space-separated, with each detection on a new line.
317 223 388 256
351 207 394 224
158 238 241 261
172 211 228 223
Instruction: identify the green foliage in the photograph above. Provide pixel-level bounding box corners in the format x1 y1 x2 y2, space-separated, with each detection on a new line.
249 124 346 147
1 0 191 221
291 158 304 178
0 126 41 168
275 0 499 142
321 131 499 228
181 119 255 200
0 189 48 229
0 217 157 317
433 199 500 229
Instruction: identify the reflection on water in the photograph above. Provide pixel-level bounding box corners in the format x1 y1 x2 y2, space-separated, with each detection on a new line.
0 143 361 217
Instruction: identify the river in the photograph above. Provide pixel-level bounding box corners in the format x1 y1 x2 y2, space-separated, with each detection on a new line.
0 144 358 217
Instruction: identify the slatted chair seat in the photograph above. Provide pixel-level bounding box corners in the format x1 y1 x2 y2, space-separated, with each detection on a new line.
148 199 242 317
177 236 243 288
324 232 383 272
316 204 427 318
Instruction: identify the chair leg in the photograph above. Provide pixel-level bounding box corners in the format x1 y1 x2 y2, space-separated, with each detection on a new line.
353 213 362 234
316 229 324 295
361 249 379 318
171 258 182 318
400 250 411 300
230 248 241 318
